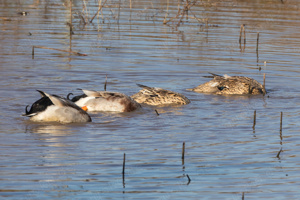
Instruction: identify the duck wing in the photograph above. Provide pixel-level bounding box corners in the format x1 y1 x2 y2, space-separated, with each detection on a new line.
134 83 190 105
80 89 128 99
136 84 160 97
80 89 102 97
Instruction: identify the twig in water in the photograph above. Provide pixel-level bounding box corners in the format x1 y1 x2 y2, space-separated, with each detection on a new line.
186 174 191 185
90 0 108 23
163 0 198 26
242 192 245 200
33 45 87 56
276 148 283 158
155 109 159 116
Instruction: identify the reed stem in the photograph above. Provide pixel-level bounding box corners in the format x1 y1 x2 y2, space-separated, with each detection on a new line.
129 0 132 21
70 0 73 34
186 174 191 185
280 111 283 132
252 110 256 130
256 32 259 53
163 0 169 24
117 0 121 25
276 148 282 158
32 46 34 59
104 74 107 91
243 25 246 44
122 153 125 188
239 25 243 44
122 153 126 175
239 24 246 44
90 0 108 23
182 142 185 160
263 73 266 95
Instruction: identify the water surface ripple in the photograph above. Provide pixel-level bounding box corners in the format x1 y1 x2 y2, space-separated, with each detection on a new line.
1 0 300 199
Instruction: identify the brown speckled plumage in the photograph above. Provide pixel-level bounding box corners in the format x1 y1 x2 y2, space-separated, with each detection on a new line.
189 73 266 95
131 84 190 106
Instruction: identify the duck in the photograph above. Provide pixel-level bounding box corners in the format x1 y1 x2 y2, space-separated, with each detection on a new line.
131 84 191 106
188 73 266 95
67 89 141 112
23 90 91 123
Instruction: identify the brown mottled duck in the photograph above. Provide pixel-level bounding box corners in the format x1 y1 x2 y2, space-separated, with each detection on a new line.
188 73 266 95
131 84 191 106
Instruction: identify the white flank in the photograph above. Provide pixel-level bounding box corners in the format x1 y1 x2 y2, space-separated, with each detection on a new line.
30 105 90 123
75 96 95 107
82 98 126 112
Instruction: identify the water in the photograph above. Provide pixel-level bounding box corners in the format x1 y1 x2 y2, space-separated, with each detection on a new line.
1 0 300 199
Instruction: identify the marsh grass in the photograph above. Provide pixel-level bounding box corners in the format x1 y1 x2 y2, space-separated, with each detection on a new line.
163 0 203 27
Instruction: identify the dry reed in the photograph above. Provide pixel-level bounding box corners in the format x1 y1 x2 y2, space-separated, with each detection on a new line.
90 0 108 23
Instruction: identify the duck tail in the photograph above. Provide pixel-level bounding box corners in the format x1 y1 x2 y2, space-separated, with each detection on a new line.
136 83 153 90
203 73 221 78
36 90 46 97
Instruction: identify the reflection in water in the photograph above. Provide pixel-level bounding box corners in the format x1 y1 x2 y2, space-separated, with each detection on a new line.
25 123 74 136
